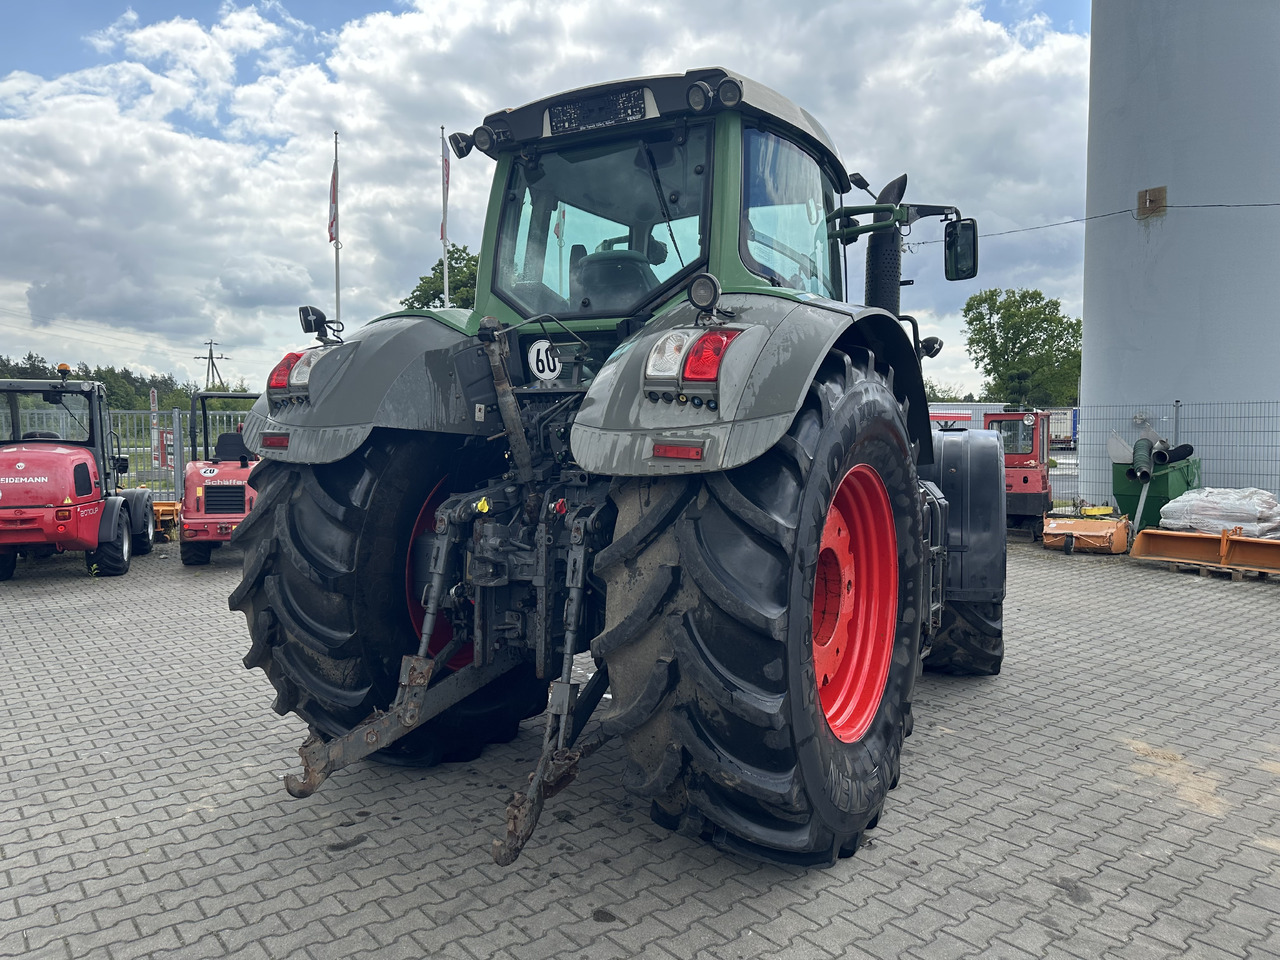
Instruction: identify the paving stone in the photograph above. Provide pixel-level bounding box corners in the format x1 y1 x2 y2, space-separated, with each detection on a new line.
3 542 1279 960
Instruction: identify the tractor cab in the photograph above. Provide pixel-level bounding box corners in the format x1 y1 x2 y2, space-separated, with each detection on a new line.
983 410 1052 537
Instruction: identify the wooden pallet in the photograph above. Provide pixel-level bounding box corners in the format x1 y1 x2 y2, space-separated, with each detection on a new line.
1159 560 1271 582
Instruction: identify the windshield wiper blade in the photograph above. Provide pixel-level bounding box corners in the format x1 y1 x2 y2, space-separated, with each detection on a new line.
642 142 685 270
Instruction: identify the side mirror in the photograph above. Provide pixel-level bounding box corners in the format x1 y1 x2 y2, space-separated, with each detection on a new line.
112 456 129 475
944 218 978 281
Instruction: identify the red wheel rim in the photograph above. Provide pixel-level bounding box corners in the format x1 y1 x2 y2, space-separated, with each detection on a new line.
811 463 897 743
406 479 471 670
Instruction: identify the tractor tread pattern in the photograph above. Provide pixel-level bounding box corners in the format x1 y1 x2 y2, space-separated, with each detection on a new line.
598 657 678 739
925 600 1005 676
230 430 547 764
589 564 678 658
593 478 697 576
598 346 920 866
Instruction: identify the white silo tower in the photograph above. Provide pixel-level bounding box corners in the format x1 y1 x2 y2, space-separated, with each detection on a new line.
1081 1 1280 504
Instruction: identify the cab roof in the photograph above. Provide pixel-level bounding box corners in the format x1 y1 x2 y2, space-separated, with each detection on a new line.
478 67 850 191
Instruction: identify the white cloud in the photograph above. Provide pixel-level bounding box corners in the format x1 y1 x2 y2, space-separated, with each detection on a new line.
0 0 1088 395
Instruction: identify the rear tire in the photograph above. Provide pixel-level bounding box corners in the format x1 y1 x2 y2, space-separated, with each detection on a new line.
229 430 547 766
181 540 213 566
86 507 132 577
133 507 155 555
596 347 924 865
924 600 1004 676
0 551 16 581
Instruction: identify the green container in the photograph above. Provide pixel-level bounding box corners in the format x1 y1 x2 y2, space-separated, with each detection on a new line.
1112 458 1201 529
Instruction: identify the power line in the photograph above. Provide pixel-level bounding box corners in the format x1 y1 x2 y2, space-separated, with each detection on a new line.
905 201 1280 248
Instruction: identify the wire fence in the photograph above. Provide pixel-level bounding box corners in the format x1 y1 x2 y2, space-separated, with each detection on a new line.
1068 401 1280 509
931 401 1280 511
109 408 255 501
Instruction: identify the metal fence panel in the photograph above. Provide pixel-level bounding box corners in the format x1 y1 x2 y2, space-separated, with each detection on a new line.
1060 401 1280 509
109 408 254 501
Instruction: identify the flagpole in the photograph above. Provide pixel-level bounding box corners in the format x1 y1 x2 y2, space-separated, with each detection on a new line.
331 131 341 327
441 126 450 308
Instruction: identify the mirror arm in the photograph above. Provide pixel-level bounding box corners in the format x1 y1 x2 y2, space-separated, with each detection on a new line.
905 204 960 225
826 203 901 222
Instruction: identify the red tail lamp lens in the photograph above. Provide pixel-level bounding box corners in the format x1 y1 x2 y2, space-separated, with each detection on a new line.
653 443 703 460
267 352 304 389
682 330 740 381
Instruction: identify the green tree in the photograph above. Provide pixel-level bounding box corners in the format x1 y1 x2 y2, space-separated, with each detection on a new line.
93 366 142 410
923 377 967 402
207 378 257 410
0 352 54 378
402 244 479 311
962 288 1081 407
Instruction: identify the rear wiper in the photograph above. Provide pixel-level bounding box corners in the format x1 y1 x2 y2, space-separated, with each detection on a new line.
642 142 685 270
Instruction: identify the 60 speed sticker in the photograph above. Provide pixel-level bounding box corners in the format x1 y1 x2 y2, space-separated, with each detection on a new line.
527 339 561 381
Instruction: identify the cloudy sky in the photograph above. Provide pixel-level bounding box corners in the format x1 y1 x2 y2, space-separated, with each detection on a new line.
0 0 1089 396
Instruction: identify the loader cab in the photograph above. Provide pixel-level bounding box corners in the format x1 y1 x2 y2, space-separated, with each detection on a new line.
985 411 1049 468
0 379 125 484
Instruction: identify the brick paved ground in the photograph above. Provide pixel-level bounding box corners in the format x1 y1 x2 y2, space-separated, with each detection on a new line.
2 540 1279 959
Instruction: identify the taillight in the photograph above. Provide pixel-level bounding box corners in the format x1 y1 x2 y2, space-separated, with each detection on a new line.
653 443 703 460
289 346 331 386
267 352 304 389
682 330 740 381
645 331 696 378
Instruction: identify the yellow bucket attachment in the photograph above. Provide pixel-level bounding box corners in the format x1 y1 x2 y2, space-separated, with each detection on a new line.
152 500 181 542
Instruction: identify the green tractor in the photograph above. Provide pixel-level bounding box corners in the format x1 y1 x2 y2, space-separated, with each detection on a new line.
230 67 1006 866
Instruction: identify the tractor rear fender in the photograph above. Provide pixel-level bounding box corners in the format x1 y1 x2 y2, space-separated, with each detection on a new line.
918 428 1007 603
571 293 933 475
95 496 128 546
241 313 500 465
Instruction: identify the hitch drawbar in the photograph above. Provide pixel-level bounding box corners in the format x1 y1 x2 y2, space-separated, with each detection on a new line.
285 654 439 798
284 498 470 797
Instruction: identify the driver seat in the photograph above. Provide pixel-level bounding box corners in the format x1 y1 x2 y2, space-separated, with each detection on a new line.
213 432 256 464
574 250 658 312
